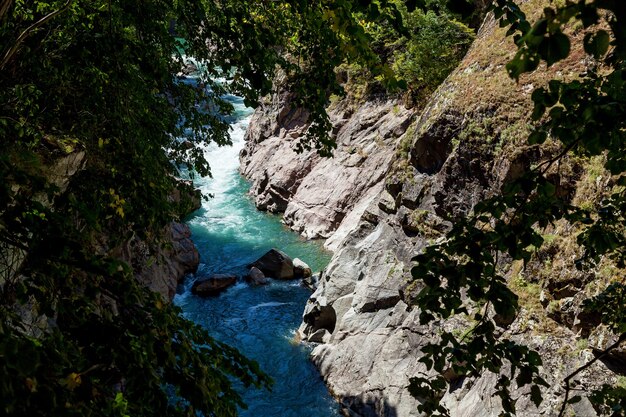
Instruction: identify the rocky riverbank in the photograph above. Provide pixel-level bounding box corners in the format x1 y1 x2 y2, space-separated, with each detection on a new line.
240 81 414 243
240 5 619 416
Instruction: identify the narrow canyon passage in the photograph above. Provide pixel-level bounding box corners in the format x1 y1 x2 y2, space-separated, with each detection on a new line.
174 92 340 417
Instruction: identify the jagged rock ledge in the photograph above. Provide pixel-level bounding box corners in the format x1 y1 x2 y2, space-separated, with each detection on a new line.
115 220 199 301
124 181 201 301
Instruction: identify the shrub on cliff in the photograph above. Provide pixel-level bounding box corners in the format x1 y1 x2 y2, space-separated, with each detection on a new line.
392 7 475 102
342 2 476 103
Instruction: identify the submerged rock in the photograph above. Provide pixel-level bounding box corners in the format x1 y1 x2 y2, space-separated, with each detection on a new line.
192 274 237 297
248 249 294 279
246 266 269 285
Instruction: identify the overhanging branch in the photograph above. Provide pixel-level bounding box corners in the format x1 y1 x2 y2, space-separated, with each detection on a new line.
0 0 13 22
0 0 73 70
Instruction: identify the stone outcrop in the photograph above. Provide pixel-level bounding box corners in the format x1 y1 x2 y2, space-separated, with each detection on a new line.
118 221 200 301
293 258 312 279
243 4 618 416
2 147 199 342
1 149 87 288
303 272 321 291
43 149 87 195
114 179 202 301
168 178 202 216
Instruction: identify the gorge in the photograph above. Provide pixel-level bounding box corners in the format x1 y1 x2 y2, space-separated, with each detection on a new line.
176 89 340 416
3 1 626 416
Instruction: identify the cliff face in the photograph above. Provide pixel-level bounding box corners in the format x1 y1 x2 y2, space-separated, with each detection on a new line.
240 86 414 242
1 150 199 347
113 220 199 301
241 4 618 416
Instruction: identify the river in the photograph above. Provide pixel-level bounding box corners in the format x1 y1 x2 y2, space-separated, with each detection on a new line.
173 91 341 417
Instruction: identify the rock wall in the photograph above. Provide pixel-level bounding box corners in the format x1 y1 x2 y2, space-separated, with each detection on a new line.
2 147 199 302
1 148 198 343
240 87 414 241
242 3 618 416
114 221 199 301
116 181 201 301
0 149 87 288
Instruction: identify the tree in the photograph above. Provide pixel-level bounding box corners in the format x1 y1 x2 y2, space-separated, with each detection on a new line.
408 0 626 415
0 1 407 416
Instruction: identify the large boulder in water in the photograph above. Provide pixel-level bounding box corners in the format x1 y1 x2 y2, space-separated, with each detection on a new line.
245 267 269 285
192 274 237 296
248 249 294 279
293 258 312 279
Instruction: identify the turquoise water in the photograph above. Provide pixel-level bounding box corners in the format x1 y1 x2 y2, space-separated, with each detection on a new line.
174 92 340 417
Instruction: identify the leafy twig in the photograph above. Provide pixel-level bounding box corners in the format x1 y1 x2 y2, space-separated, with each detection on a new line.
535 138 581 176
1 0 73 70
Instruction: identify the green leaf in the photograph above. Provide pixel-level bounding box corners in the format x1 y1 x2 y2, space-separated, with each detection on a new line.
539 181 556 197
538 32 570 66
584 30 610 59
528 130 547 144
507 48 540 80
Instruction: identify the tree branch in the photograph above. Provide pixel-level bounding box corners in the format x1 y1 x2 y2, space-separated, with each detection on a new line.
1 0 73 70
557 332 626 417
0 0 13 22
535 138 581 176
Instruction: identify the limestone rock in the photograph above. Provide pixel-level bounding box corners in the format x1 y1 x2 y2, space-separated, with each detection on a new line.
241 87 415 240
169 222 200 274
303 272 320 290
292 9 610 417
120 221 199 301
378 190 397 214
248 248 294 279
241 4 615 416
44 150 87 195
192 274 237 297
239 79 316 214
302 301 337 334
293 258 312 278
168 179 202 217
